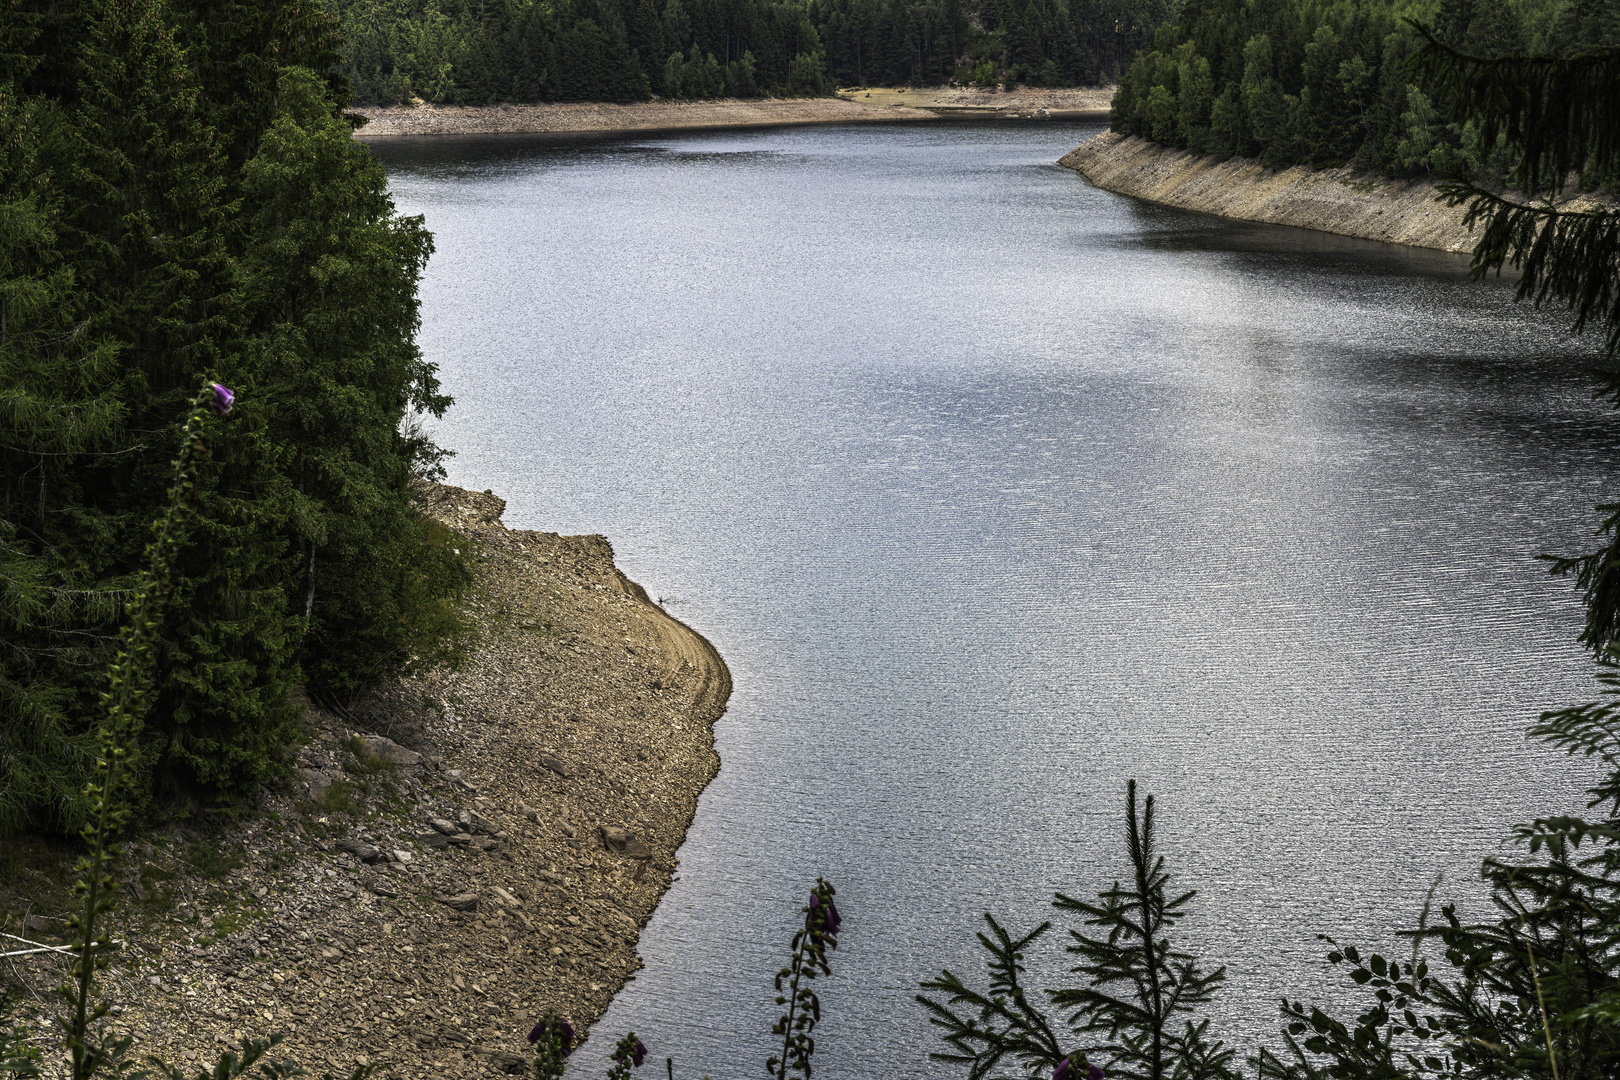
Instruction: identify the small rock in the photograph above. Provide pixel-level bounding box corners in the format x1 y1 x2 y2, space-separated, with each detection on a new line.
393 849 413 863
523 809 540 823
473 837 499 853
599 826 651 858
365 879 398 898
360 734 423 768
417 832 450 849
320 947 343 960
22 914 60 935
466 811 500 835
429 817 458 834
433 892 480 912
538 870 564 886
490 886 522 909
537 754 575 778
448 833 474 846
335 839 383 863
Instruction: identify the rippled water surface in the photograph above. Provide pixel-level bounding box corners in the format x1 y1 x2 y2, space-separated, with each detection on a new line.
371 122 1620 1077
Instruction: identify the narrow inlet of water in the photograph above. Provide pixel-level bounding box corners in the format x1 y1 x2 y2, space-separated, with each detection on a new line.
372 122 1619 1078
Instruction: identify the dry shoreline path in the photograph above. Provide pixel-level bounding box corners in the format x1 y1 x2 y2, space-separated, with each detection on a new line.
2 482 729 1079
349 87 1113 139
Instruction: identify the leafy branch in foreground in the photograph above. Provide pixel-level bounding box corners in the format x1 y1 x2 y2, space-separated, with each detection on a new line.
921 781 1232 1080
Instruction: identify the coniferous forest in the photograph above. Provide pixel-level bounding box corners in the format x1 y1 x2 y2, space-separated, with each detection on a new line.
327 0 1174 104
1110 0 1620 176
0 0 470 837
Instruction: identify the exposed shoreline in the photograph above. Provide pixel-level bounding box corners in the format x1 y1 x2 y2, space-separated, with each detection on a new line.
1060 130 1486 252
350 88 1112 139
3 483 731 1078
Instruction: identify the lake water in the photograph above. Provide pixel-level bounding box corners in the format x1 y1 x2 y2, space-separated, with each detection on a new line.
371 121 1620 1078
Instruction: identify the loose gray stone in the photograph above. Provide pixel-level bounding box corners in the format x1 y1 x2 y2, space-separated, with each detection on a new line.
433 892 479 912
537 754 575 778
599 826 651 858
335 839 383 863
416 832 450 849
428 818 458 835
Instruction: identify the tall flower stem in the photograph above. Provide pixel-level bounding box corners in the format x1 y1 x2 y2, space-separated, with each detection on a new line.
62 383 232 1080
769 879 840 1080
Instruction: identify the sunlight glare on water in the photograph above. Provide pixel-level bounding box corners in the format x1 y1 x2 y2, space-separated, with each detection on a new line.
371 122 1618 1077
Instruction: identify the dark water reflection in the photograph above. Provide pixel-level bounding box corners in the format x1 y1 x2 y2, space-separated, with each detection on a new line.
371 122 1618 1077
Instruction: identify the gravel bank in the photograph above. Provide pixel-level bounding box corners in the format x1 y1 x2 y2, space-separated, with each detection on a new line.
350 88 1115 139
351 96 929 138
1061 130 1485 252
3 482 729 1079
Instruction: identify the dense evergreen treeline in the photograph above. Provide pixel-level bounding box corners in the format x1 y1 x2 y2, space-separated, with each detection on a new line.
0 0 469 836
327 0 1178 105
1110 0 1620 176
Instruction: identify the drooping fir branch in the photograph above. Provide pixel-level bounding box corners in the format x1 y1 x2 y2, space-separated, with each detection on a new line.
57 381 234 1080
769 878 841 1080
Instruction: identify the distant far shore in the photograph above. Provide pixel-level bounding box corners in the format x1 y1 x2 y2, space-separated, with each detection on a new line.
349 87 1113 139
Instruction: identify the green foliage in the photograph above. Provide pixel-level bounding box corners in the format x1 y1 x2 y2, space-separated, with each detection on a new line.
0 0 469 837
327 0 1181 102
1403 28 1620 654
1108 0 1620 173
920 782 1235 1080
1253 660 1620 1080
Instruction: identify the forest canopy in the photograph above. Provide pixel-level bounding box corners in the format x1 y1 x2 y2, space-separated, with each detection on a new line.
0 0 470 836
325 0 1178 104
1109 0 1620 176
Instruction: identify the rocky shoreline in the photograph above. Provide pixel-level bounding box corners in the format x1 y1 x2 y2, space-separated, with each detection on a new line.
1061 130 1486 252
349 87 1113 139
351 96 926 138
2 482 729 1079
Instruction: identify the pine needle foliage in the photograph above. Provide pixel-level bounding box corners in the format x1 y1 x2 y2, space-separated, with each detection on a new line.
0 0 470 835
1408 28 1620 655
920 782 1235 1080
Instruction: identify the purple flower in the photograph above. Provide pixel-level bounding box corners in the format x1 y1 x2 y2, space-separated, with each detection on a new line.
615 1038 648 1067
1053 1057 1100 1080
209 383 235 415
527 1018 575 1056
808 891 842 937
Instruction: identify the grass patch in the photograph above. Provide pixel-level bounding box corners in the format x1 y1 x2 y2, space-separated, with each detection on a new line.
343 736 394 777
181 839 242 881
302 780 359 818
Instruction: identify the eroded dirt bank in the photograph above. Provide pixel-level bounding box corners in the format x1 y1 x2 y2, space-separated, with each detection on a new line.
1061 129 1486 252
3 483 729 1079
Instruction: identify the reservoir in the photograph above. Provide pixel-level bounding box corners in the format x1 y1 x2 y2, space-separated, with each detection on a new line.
371 122 1618 1077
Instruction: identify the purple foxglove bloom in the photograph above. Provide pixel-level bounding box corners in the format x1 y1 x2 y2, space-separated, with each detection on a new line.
1088 1065 1104 1080
209 383 235 415
1054 1060 1073 1080
527 1019 575 1055
825 898 842 936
